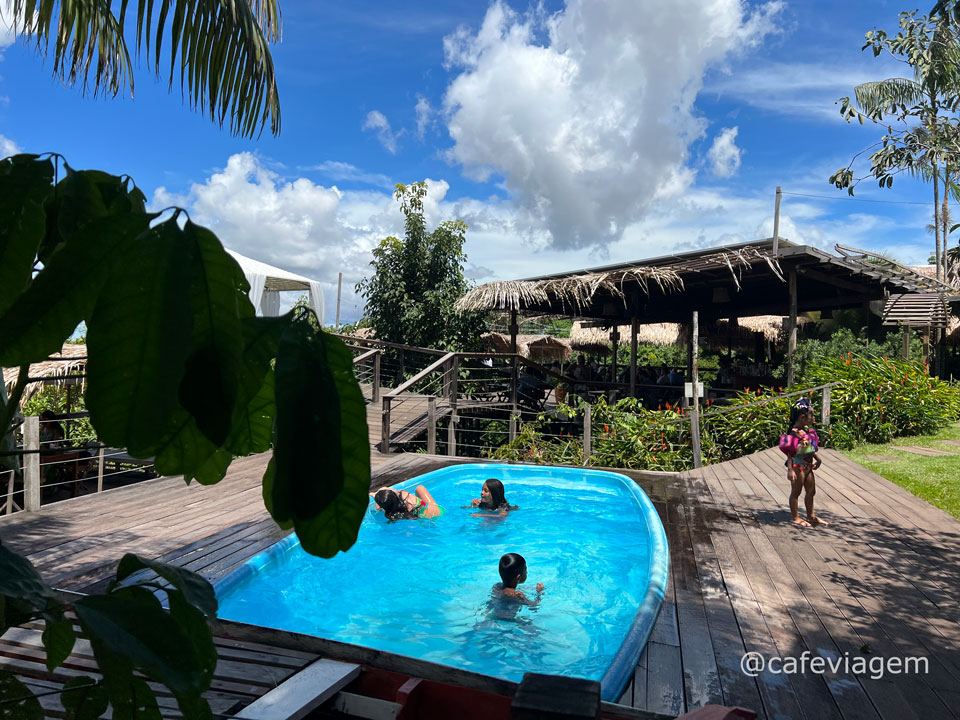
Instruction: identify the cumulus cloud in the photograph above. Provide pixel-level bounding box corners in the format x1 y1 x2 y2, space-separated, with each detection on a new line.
707 127 741 177
362 110 400 154
1 133 19 158
441 0 781 248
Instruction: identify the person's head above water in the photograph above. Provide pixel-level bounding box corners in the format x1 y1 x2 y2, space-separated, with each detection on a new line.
374 488 412 520
481 478 507 509
499 552 527 589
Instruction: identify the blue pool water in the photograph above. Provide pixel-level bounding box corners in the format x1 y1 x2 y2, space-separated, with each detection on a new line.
215 463 668 700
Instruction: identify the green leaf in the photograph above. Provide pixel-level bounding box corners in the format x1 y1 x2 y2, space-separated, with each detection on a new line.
0 155 54 317
0 209 154 367
167 591 217 685
261 458 293 530
176 221 251 447
0 671 43 720
112 554 217 619
41 615 76 671
61 677 109 720
75 588 210 702
0 541 58 626
85 218 195 456
270 323 370 557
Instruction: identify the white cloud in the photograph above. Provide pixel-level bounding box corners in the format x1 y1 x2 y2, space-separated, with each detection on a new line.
362 110 400 154
415 94 433 140
440 0 782 249
301 160 394 189
0 1 15 54
0 133 19 158
707 126 741 177
705 60 904 121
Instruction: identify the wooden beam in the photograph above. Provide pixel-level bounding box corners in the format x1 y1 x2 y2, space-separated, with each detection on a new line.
630 315 638 398
787 270 797 387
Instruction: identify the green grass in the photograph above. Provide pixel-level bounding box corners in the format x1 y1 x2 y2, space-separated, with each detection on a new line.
841 423 960 520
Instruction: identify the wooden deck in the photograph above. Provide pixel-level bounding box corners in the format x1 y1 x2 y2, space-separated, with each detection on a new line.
3 448 960 719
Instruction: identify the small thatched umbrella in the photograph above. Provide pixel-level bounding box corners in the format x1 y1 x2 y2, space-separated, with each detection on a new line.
481 332 512 354
520 335 571 363
2 343 87 409
351 327 377 340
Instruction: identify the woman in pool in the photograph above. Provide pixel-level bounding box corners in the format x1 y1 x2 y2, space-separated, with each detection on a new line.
372 485 443 520
470 478 517 513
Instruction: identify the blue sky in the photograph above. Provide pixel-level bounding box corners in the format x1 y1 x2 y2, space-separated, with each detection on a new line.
0 0 947 322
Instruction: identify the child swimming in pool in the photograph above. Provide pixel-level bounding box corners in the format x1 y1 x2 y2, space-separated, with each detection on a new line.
492 553 544 607
469 478 518 515
371 485 443 520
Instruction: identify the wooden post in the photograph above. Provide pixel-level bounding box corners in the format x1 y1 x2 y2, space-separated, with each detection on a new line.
901 325 910 362
380 397 392 454
923 326 931 365
398 349 405 381
786 269 797 388
427 397 436 455
24 415 40 512
335 272 343 329
509 404 518 442
690 311 702 469
447 414 457 457
772 185 782 255
583 404 591 465
821 386 831 426
509 310 519 354
630 315 638 398
610 326 620 394
372 351 381 404
509 310 519 409
97 445 105 493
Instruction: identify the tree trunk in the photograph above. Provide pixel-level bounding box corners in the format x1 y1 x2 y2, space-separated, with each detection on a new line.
941 165 949 283
934 167 943 283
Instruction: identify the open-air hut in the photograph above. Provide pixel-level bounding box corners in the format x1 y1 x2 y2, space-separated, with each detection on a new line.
457 239 960 389
227 250 325 322
2 343 87 409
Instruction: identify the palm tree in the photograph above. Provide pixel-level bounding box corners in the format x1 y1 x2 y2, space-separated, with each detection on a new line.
851 13 960 284
1 0 281 137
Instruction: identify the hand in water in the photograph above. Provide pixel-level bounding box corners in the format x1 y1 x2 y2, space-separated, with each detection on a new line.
536 583 544 592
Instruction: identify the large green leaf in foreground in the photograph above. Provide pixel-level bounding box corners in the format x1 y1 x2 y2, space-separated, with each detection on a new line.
267 321 370 557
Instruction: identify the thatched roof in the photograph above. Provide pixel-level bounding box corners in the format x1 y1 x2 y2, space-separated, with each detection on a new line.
570 322 683 351
3 343 87 407
350 327 377 340
947 315 960 341
569 315 799 352
481 333 572 361
458 267 684 314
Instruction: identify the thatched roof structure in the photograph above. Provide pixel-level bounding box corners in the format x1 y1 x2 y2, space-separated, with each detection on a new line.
350 327 377 340
3 343 87 407
570 322 683 352
569 315 800 353
481 333 571 362
456 240 958 324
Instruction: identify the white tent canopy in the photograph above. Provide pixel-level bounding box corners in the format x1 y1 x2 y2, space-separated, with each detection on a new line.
227 249 325 323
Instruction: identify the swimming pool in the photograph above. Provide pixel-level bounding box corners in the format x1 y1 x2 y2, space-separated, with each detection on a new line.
215 463 668 701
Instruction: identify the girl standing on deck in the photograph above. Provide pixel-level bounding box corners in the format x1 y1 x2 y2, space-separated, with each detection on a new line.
782 398 826 527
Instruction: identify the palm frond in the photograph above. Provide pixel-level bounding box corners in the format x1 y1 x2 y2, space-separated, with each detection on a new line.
7 0 281 137
854 77 924 115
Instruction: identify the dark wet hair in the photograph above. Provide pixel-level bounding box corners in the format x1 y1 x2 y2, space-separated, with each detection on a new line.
499 553 526 588
374 489 417 521
483 479 508 509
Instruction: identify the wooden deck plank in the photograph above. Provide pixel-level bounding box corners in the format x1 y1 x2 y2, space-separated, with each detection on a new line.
4 447 960 719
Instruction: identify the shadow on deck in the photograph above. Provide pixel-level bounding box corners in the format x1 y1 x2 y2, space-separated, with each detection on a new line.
2 448 960 719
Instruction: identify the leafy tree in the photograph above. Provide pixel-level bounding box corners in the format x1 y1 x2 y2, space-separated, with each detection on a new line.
356 182 485 352
1 0 281 136
0 154 369 716
829 7 960 283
